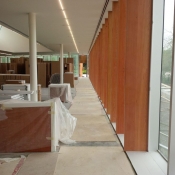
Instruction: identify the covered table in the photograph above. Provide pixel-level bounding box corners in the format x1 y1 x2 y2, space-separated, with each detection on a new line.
49 83 73 103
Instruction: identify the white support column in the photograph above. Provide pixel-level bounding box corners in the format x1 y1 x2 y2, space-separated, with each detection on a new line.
60 44 64 84
68 52 71 58
28 13 38 101
168 4 175 174
0 57 3 63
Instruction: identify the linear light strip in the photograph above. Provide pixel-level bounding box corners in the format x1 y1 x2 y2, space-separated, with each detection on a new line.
58 0 79 53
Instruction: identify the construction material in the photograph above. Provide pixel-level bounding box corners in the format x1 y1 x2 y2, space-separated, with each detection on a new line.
79 63 83 77
67 58 74 64
38 84 41 101
64 72 74 88
50 73 60 84
0 63 9 73
6 80 25 84
64 63 73 73
49 83 72 103
0 74 30 87
79 55 87 63
0 94 24 100
51 61 60 74
0 100 56 152
25 60 30 74
37 63 46 87
1 84 31 100
45 98 77 144
6 70 15 74
0 97 77 152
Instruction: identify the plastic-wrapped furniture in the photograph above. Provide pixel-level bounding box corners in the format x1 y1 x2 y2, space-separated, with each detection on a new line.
49 84 73 103
50 73 60 84
0 100 58 153
0 98 76 153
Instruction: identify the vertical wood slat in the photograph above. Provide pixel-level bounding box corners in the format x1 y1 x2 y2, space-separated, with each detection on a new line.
116 0 127 134
103 19 109 109
124 0 152 151
110 2 119 122
99 28 103 99
107 11 113 115
97 35 100 96
93 38 97 90
101 25 105 104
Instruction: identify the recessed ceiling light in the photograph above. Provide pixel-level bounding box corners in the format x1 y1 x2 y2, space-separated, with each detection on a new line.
58 0 79 53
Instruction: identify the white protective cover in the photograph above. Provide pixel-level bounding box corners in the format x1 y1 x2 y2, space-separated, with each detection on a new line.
45 98 77 144
0 98 76 146
49 84 73 103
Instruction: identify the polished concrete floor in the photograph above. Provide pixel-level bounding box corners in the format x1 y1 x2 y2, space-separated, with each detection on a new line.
54 78 136 175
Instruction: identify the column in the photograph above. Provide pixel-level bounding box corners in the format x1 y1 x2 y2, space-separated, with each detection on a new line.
60 44 64 84
29 13 38 101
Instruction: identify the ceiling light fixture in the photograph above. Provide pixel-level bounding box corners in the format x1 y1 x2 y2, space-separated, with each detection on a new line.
58 0 79 53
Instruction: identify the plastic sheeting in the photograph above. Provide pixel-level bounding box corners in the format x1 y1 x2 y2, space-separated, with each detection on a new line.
45 98 77 144
0 100 52 153
49 84 73 103
0 155 26 164
0 97 77 153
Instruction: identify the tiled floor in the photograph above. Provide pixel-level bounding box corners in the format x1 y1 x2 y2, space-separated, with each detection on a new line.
54 78 136 175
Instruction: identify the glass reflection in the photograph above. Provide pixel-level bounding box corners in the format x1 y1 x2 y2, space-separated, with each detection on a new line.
159 0 174 160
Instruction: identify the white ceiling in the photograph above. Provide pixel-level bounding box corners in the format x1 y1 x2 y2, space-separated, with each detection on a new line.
0 0 114 55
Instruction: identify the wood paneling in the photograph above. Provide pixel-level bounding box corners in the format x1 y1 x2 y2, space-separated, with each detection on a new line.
116 0 127 134
99 29 103 99
79 55 87 64
124 0 152 151
107 11 113 115
96 36 100 94
110 2 119 122
89 0 152 151
103 18 109 108
0 107 51 153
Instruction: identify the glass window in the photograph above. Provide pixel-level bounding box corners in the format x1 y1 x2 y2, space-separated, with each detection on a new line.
72 54 79 77
159 0 174 160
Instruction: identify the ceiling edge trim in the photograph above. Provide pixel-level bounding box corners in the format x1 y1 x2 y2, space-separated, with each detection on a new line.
88 0 109 53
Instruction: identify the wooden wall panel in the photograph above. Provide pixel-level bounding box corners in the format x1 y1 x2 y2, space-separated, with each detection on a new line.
99 29 103 99
101 25 105 103
79 55 87 64
96 36 100 95
103 19 109 108
107 11 113 115
116 0 127 134
110 2 119 122
124 0 152 151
